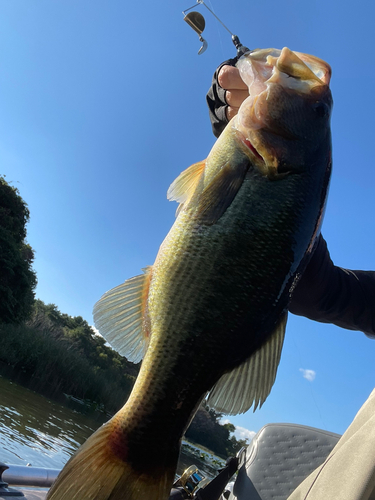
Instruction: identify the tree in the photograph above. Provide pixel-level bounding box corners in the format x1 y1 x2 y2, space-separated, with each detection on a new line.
184 405 251 458
0 176 37 322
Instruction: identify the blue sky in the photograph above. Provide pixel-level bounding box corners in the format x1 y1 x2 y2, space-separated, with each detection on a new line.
1 0 375 443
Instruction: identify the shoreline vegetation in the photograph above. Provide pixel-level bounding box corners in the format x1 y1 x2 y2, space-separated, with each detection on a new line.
0 176 249 459
0 299 249 459
0 175 249 459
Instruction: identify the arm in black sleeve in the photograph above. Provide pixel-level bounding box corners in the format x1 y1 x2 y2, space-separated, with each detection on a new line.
206 57 238 138
290 234 375 338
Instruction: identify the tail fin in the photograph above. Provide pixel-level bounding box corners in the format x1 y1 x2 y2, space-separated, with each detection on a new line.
46 421 175 500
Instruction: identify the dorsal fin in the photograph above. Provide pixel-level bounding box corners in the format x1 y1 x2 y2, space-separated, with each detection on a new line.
167 160 206 215
206 313 287 414
92 267 152 363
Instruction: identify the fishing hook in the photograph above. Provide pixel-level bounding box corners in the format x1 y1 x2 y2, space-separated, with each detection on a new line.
182 0 249 55
182 6 208 54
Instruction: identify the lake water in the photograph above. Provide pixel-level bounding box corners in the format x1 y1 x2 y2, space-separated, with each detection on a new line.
0 376 223 480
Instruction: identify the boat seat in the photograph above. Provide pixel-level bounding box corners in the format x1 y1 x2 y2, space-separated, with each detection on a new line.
226 422 340 500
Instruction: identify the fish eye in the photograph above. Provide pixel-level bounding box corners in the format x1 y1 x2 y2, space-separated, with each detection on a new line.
313 101 329 118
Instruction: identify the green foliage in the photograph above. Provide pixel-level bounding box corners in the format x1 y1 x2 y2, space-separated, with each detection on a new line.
0 300 139 413
0 295 249 457
185 405 250 459
0 176 37 323
0 177 250 457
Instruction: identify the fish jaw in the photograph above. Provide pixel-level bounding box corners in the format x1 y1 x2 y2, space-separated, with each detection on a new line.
233 47 333 177
238 47 331 96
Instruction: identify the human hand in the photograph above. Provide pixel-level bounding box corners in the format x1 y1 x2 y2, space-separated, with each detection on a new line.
206 60 250 138
217 65 249 121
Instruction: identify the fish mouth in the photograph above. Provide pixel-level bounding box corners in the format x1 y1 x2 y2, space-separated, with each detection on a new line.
239 47 331 93
234 47 332 175
236 47 331 132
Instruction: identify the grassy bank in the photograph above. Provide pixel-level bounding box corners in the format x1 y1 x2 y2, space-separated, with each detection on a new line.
0 301 138 414
0 300 249 458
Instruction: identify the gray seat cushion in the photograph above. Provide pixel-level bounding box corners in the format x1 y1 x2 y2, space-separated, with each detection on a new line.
229 423 340 500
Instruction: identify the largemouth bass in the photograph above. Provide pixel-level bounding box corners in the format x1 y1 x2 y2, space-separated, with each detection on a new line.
46 47 332 500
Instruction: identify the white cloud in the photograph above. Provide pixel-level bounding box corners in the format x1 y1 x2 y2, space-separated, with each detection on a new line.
234 426 256 443
90 326 111 346
90 325 102 337
221 419 256 443
300 368 316 382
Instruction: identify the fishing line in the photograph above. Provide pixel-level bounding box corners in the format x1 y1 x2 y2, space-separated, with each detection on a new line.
206 0 227 59
182 0 248 55
201 0 235 37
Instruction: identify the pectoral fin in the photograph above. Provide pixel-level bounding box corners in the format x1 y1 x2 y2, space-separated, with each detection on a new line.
92 267 152 363
195 158 250 225
207 313 287 415
168 156 250 224
167 160 206 216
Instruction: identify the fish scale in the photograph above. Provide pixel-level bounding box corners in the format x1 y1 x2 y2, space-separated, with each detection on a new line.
46 47 333 500
128 178 308 440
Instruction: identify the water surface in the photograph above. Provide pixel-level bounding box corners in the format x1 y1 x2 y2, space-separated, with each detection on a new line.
0 376 223 478
0 376 101 468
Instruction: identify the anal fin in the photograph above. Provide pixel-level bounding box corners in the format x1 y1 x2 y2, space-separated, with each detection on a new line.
207 313 287 415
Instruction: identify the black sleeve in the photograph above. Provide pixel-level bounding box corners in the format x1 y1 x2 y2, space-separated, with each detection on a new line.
206 57 239 138
290 234 375 338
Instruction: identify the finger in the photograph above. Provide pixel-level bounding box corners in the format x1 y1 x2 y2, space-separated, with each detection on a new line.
226 106 240 121
225 89 249 108
218 65 248 91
